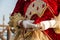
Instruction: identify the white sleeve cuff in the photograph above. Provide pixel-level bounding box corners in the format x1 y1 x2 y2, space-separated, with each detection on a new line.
40 21 50 30
40 20 56 30
49 20 56 28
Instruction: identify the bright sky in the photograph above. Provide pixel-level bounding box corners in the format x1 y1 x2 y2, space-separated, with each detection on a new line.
0 0 17 25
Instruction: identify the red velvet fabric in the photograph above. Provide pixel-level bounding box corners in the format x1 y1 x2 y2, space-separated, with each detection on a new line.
11 0 59 24
45 28 60 40
58 0 60 12
44 0 58 15
11 0 34 16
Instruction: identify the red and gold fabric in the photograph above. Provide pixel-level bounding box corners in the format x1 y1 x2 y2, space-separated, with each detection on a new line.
45 28 60 40
11 0 59 24
9 0 60 40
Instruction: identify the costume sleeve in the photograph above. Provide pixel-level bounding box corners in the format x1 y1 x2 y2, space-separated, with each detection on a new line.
33 0 58 24
40 20 56 30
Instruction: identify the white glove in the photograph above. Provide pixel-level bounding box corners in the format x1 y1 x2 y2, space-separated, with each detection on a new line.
22 20 37 28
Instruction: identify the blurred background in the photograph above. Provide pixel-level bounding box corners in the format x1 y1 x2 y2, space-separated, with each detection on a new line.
0 0 17 25
0 0 17 40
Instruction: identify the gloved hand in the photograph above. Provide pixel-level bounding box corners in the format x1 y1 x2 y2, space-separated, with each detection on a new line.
22 20 37 28
18 20 42 29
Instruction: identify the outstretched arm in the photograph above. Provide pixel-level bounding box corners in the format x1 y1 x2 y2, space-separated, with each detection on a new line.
18 19 56 30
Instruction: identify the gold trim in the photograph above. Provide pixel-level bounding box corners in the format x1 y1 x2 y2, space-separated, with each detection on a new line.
9 13 25 27
47 5 56 18
39 6 48 17
37 4 56 18
43 31 52 40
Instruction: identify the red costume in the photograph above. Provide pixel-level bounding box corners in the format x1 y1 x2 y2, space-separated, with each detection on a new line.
10 0 60 40
45 28 60 40
11 0 59 24
44 0 60 40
